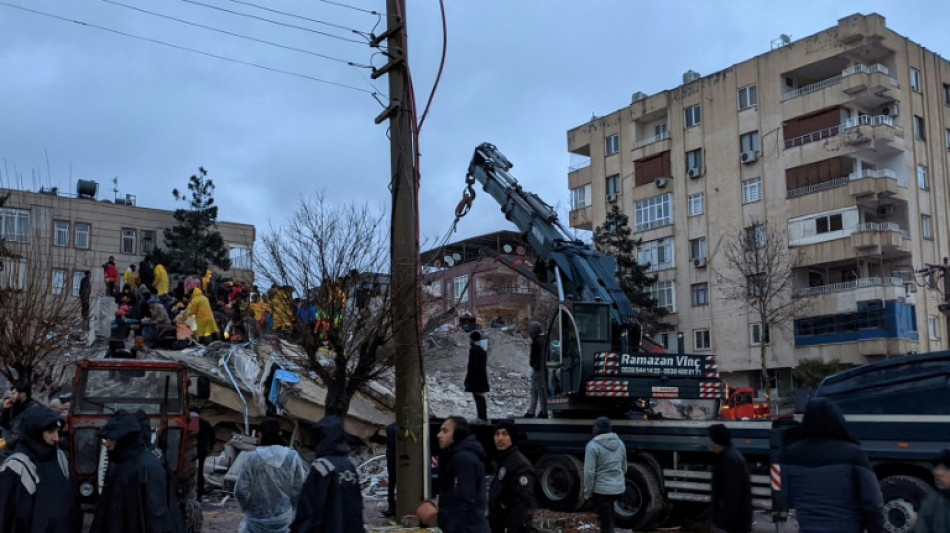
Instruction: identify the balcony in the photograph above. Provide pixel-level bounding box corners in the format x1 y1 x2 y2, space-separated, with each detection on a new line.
848 168 906 200
569 205 593 231
787 177 849 199
568 164 592 189
851 222 910 255
632 131 671 159
794 299 918 349
796 276 904 297
783 115 904 167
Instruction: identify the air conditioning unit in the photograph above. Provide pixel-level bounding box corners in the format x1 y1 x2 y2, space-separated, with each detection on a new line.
881 103 900 117
877 204 895 217
687 167 702 179
692 257 708 268
654 177 669 188
740 151 758 164
606 192 618 203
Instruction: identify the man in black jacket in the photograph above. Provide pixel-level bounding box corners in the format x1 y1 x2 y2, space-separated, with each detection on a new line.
489 420 537 533
708 424 752 533
465 331 489 422
523 321 547 418
139 256 156 292
0 380 41 456
437 415 489 533
292 415 364 533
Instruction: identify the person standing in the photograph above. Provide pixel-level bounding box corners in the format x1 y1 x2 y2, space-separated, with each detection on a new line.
292 416 364 533
583 417 627 533
124 263 139 289
139 256 155 292
0 405 82 532
90 409 185 533
465 331 490 422
235 419 308 533
784 398 883 533
489 420 537 533
79 270 92 322
153 262 170 297
385 421 398 518
523 321 547 419
0 381 41 456
103 256 119 296
912 448 950 532
187 288 220 343
436 416 489 533
708 424 752 533
193 408 215 500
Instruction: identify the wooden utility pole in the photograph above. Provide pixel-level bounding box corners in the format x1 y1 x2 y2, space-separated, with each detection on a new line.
372 0 429 517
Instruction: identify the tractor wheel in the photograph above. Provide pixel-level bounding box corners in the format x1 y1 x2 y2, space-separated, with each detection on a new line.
535 453 585 512
178 433 204 533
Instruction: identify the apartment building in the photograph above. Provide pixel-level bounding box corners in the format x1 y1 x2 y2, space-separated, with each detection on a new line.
0 183 255 297
567 13 950 391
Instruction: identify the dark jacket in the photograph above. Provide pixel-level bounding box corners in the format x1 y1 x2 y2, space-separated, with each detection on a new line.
465 343 489 393
438 434 489 533
912 490 950 533
139 261 155 289
710 446 752 533
291 416 364 533
489 445 536 533
89 410 185 533
0 397 41 454
529 336 544 372
784 399 883 533
0 406 82 533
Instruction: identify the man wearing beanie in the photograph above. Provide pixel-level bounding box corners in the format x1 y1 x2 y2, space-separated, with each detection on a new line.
236 418 308 533
707 424 752 533
489 420 537 533
911 448 950 532
583 416 627 533
464 330 490 422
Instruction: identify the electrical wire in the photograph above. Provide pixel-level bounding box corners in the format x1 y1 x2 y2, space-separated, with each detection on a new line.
0 2 378 94
179 0 367 44
318 0 382 16
101 0 371 67
225 0 367 32
416 0 446 133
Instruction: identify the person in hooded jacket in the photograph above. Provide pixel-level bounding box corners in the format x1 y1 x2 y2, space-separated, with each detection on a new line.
0 405 82 533
153 263 170 297
489 420 537 533
187 287 220 342
436 415 489 533
139 256 156 291
523 321 547 418
583 417 627 533
464 331 490 422
784 398 883 533
0 380 41 457
90 409 185 533
235 419 308 533
708 424 752 533
912 448 950 533
291 415 364 533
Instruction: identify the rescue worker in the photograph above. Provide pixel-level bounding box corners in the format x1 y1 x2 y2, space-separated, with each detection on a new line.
124 263 139 289
436 415 489 533
153 262 170 297
0 405 82 532
90 409 185 533
583 417 627 533
202 269 213 292
523 321 547 418
79 270 92 322
464 330 490 422
235 419 308 533
0 380 41 456
708 424 752 533
488 420 537 533
187 287 220 343
103 256 120 296
912 448 950 532
139 256 155 291
292 415 364 533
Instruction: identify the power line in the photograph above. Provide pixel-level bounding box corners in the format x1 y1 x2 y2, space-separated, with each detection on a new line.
317 0 382 16
0 2 378 94
179 0 367 44
101 0 370 67
224 0 372 33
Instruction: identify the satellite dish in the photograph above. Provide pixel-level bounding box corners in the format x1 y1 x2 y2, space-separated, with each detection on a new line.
444 256 455 267
434 260 442 268
515 246 526 256
780 34 791 44
452 253 461 261
502 244 513 253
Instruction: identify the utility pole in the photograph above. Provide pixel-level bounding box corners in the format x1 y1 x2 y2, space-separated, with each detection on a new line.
372 0 429 517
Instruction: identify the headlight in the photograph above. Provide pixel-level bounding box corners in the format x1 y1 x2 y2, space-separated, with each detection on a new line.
79 482 95 497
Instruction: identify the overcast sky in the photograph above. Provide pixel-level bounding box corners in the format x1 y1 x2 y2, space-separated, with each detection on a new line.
1 1 947 250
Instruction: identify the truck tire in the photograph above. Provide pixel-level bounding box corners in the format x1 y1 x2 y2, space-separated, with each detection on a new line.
614 463 663 531
880 475 933 533
178 433 204 533
535 453 585 512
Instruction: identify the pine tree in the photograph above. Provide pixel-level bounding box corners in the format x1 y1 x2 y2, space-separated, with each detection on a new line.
593 205 667 324
153 167 230 275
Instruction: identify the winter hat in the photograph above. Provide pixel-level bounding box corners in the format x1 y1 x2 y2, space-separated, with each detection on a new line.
470 330 481 342
709 423 732 447
494 419 520 444
937 448 950 468
528 321 543 339
259 418 286 447
593 416 612 436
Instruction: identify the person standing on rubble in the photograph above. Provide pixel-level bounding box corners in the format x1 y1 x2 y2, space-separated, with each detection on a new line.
523 321 548 419
103 256 120 296
139 255 155 292
192 407 215 500
153 261 170 297
465 331 490 423
187 287 220 343
79 270 92 323
235 419 308 533
124 263 139 289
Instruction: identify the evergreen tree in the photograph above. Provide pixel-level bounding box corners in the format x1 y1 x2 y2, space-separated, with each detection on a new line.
153 167 230 275
593 205 667 324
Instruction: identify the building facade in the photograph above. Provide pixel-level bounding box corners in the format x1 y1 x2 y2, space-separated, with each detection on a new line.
567 14 949 391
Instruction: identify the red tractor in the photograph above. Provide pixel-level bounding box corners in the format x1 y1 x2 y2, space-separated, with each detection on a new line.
66 360 209 532
719 386 773 420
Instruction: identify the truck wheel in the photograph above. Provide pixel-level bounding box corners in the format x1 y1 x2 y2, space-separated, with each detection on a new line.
535 453 585 512
614 463 663 531
880 475 933 533
178 434 204 533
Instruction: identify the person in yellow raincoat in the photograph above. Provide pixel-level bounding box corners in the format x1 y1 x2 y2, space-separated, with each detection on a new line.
123 264 139 288
187 288 220 341
153 263 170 296
202 269 213 292
270 286 294 332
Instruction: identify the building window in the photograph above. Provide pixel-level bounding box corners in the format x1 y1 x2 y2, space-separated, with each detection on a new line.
747 272 766 298
914 116 926 140
686 148 703 174
654 123 668 138
51 270 67 295
694 329 711 350
816 213 844 234
750 323 770 345
140 230 156 255
738 85 757 110
648 280 675 313
72 271 85 297
53 220 70 247
740 131 760 155
690 237 707 260
570 186 588 210
946 129 950 150
918 164 929 190
638 238 674 272
605 134 620 155
0 259 27 290
606 174 620 195
454 275 469 303
944 83 950 105
74 223 90 249
684 105 701 128
928 315 940 340
742 177 762 204
688 192 705 217
229 245 252 270
922 214 933 239
910 67 922 92
635 193 672 231
121 228 137 254
745 224 766 249
0 207 30 242
691 283 709 306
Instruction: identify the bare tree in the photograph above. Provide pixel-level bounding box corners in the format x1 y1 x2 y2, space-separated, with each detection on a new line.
717 218 806 393
256 192 399 417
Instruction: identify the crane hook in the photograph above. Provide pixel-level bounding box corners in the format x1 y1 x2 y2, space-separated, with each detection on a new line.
454 183 476 219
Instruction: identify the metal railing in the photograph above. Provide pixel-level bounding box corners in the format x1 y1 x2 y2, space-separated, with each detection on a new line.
782 76 842 101
784 115 896 149
787 177 849 199
796 276 905 297
783 64 897 102
852 222 910 239
568 158 592 172
842 114 894 129
634 130 670 149
784 125 840 148
848 168 906 188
